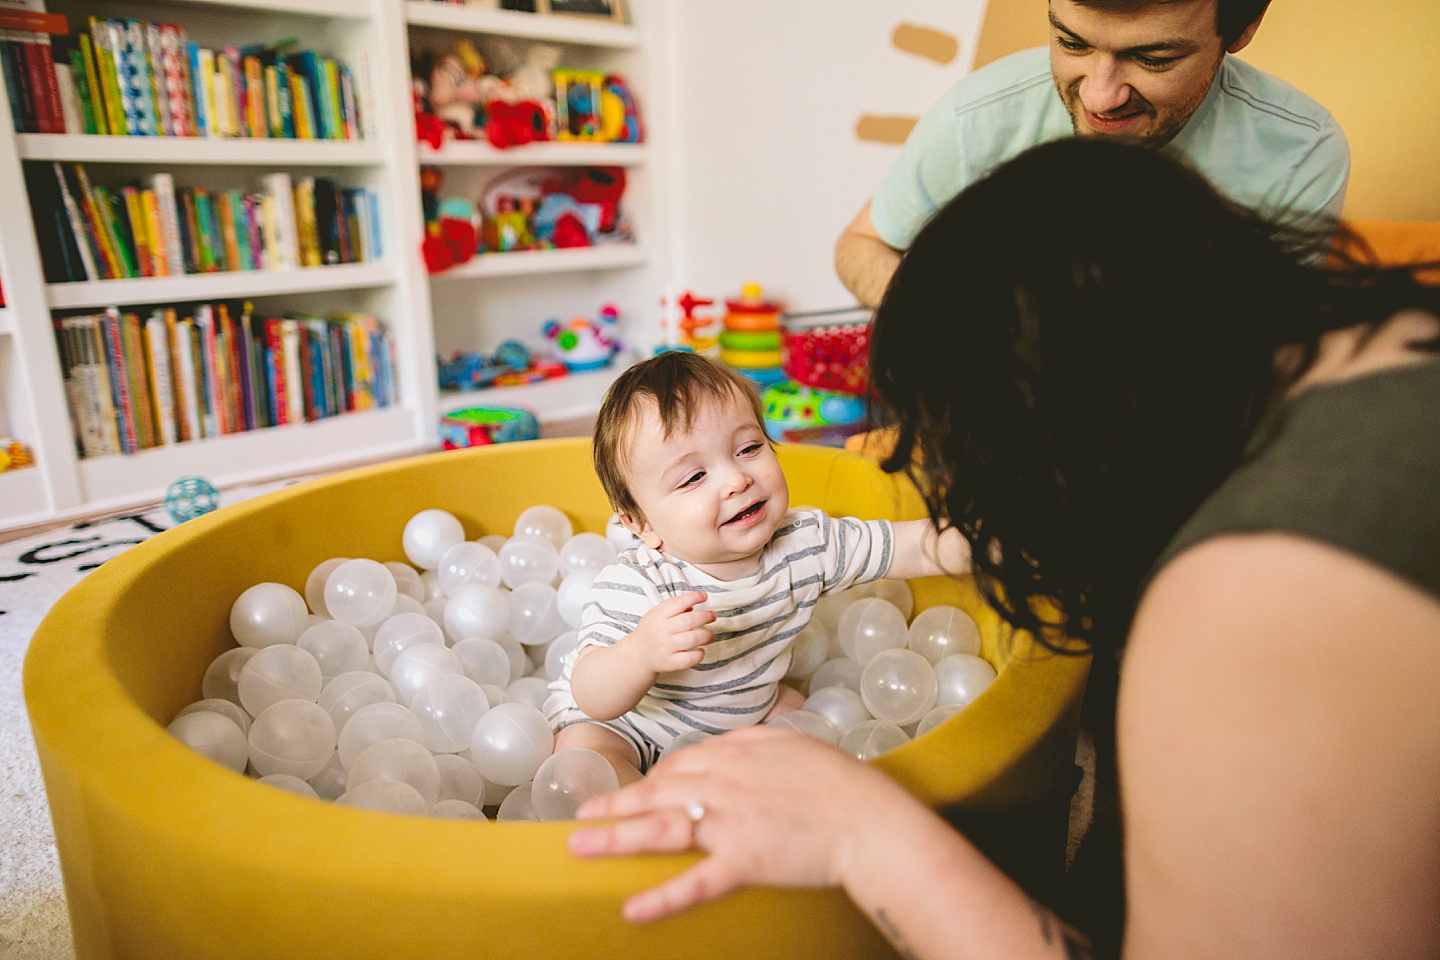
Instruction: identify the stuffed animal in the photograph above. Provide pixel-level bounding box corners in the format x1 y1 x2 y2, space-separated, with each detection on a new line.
428 40 487 138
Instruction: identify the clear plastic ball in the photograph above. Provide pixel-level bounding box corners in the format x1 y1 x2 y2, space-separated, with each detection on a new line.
337 779 428 816
304 558 349 617
436 541 502 596
168 710 249 772
838 719 910 760
498 639 529 683
390 595 426 619
450 637 513 687
443 583 511 642
175 697 251 735
785 622 831 679
385 561 427 603
402 509 466 571
514 505 573 550
837 597 909 665
337 701 425 770
318 671 397 734
860 649 939 726
469 702 555 786
506 676 551 712
348 737 441 807
324 559 398 628
238 645 323 716
507 581 566 646
230 582 309 648
558 533 616 576
604 512 642 552
258 773 319 798
808 657 863 694
544 631 580 681
803 686 872 737
247 700 337 779
555 569 599 630
373 612 446 675
434 752 487 806
869 579 915 620
496 780 539 821
480 683 510 708
431 800 487 820
410 673 489 752
420 570 446 603
498 537 561 589
915 703 964 737
812 593 851 637
530 748 619 821
308 754 348 800
765 708 840 745
934 654 998 708
664 729 712 756
296 620 369 680
478 534 508 554
390 644 464 706
907 605 983 665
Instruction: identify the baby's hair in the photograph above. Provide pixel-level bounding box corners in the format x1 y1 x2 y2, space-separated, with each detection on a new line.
593 351 768 522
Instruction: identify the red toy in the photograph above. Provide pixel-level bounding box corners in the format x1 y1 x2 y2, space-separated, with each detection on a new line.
486 100 550 149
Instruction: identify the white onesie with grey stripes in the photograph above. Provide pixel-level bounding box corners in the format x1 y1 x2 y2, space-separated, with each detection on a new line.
544 508 893 771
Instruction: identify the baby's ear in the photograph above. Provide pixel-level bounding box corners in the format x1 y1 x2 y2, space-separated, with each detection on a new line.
620 511 662 550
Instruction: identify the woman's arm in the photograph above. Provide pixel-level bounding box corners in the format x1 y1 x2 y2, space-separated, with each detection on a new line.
1120 534 1440 960
884 518 972 581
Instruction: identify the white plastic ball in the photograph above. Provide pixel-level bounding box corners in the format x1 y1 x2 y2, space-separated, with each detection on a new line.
436 541 502 596
348 737 441 807
838 719 910 760
530 748 619 821
513 505 573 550
496 780 539 821
385 561 427 603
304 558 349 617
258 774 319 798
402 509 466 571
934 654 998 708
480 683 511 708
175 697 251 735
337 779 428 816
389 595 426 619
297 620 369 680
785 622 831 679
337 701 425 770
230 582 309 648
420 570 446 603
324 559 398 627
498 537 561 589
238 645 323 716
168 710 249 772
431 800 487 820
469 702 555 786
555 569 599 630
812 593 851 637
915 703 964 737
907 605 983 665
390 644 464 706
803 686 871 737
318 671 397 734
247 700 337 779
478 534 508 554
373 612 446 675
765 708 840 745
434 752 487 806
837 597 909 665
443 583 511 642
604 512 642 552
544 631 580 681
860 649 939 726
869 579 915 620
507 581 566 646
498 639 530 683
663 730 712 756
808 657 864 694
506 676 551 711
450 637 513 687
558 533 616 576
410 674 489 752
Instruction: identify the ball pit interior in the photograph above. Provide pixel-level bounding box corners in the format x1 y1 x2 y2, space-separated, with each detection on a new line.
24 438 1089 960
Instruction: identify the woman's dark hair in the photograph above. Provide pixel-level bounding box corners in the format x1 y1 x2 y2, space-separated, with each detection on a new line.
869 138 1439 655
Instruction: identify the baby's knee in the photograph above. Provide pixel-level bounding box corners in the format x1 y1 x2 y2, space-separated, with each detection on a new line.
765 683 806 720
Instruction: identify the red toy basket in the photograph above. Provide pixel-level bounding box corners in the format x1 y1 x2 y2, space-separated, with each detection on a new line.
780 307 873 395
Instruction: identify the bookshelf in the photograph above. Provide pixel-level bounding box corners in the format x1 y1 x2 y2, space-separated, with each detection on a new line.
0 0 670 532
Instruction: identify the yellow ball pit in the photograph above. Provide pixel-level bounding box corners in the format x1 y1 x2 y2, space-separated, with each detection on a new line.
24 439 1088 960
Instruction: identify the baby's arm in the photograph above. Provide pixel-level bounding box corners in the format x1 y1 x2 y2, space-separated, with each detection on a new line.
883 519 971 581
570 591 716 721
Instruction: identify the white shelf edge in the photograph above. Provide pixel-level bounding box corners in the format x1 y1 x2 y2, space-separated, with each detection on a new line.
417 141 646 167
429 244 645 281
404 1 639 48
437 363 624 423
47 262 398 310
0 306 13 336
18 134 383 166
150 0 373 18
0 466 49 527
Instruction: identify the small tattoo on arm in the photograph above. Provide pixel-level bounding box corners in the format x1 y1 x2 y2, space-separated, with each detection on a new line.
1031 901 1096 960
873 908 922 960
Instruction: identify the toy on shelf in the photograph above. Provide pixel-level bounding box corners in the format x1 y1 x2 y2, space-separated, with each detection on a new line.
437 339 533 391
656 290 719 354
761 381 867 444
420 167 481 273
478 166 631 255
0 437 33 472
440 406 541 449
780 306 873 395
719 284 786 386
164 476 221 524
544 304 621 371
413 37 560 149
599 75 643 143
427 39 487 139
554 70 604 141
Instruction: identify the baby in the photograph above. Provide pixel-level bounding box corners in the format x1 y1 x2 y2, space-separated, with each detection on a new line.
544 351 968 784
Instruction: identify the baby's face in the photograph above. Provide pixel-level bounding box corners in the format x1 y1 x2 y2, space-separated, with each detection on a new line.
621 391 789 580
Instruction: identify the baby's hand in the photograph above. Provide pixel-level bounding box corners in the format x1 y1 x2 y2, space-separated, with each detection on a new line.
627 591 716 674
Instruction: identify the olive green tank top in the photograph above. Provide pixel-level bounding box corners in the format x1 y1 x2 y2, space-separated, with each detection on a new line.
1153 358 1440 601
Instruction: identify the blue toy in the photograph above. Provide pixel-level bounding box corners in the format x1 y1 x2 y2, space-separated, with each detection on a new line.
761 381 867 441
164 476 221 523
436 339 533 391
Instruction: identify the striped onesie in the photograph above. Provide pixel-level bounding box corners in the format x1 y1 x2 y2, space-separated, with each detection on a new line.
544 508 893 771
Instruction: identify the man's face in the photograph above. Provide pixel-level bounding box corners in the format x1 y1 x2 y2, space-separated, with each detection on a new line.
1048 0 1230 147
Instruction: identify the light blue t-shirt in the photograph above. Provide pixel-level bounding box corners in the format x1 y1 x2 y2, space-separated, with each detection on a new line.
871 47 1350 249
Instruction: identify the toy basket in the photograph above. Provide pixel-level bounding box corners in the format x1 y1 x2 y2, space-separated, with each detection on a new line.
780 307 872 395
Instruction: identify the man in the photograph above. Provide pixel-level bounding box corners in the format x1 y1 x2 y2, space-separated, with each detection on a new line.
836 0 1349 307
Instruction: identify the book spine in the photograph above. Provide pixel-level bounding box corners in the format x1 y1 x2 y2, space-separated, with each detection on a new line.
243 54 264 137
211 51 233 137
282 319 304 425
82 315 122 455
293 176 319 267
6 39 39 133
216 190 241 271
52 162 98 281
122 20 159 136
0 43 25 133
164 308 196 443
188 43 211 137
87 20 125 136
261 171 299 269
23 34 60 134
102 20 140 135
180 189 203 273
119 312 155 448
66 45 96 134
77 33 108 134
193 189 218 272
143 22 172 136
339 65 358 141
195 304 224 435
243 192 263 271
53 61 81 134
147 172 186 276
144 312 177 444
159 24 189 136
122 186 154 277
185 318 212 438
100 309 135 453
264 317 287 425
141 189 168 277
275 59 293 138
53 319 91 457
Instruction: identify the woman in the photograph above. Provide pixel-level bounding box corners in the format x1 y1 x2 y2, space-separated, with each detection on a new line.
568 140 1440 959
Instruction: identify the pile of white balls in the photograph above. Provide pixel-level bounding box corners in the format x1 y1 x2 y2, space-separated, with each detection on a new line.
168 505 997 821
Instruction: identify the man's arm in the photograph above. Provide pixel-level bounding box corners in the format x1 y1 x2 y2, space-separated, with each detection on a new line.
835 201 903 309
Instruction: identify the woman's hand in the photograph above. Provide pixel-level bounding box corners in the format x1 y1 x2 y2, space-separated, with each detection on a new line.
567 725 920 923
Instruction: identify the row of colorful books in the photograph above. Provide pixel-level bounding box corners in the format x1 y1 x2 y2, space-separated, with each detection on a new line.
54 304 397 460
1 8 367 140
27 162 382 284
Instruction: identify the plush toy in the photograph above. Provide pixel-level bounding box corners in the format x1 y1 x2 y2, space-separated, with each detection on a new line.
414 86 448 149
428 40 487 138
486 99 548 149
420 177 481 273
600 74 643 143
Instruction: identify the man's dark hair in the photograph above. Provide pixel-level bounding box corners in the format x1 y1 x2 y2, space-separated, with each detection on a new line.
1073 0 1272 47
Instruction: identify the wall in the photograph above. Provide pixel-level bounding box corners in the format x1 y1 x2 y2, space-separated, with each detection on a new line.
662 0 987 312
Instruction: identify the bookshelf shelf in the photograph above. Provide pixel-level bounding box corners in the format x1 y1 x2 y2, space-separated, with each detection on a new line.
155 0 374 18
437 363 626 424
18 134 384 166
46 262 399 309
403 1 640 49
417 140 646 167
430 244 646 281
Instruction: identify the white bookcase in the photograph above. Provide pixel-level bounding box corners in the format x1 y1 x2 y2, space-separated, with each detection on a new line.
0 0 670 531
